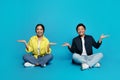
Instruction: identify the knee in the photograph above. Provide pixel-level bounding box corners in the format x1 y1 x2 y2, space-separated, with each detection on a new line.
50 54 53 60
72 53 80 59
23 54 30 60
98 53 103 58
47 54 53 60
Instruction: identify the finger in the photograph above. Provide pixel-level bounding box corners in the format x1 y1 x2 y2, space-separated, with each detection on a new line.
103 35 110 38
62 44 68 46
17 40 25 43
17 40 23 42
61 43 66 46
49 42 57 45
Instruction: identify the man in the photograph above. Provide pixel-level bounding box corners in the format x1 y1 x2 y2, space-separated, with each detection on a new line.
18 24 55 67
62 23 109 70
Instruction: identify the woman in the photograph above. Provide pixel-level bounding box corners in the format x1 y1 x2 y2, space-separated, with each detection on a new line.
18 24 55 67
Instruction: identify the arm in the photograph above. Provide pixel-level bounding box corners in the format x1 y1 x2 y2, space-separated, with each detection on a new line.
62 39 76 53
47 44 50 52
99 34 109 43
92 34 109 48
17 40 29 50
62 42 71 48
46 42 56 53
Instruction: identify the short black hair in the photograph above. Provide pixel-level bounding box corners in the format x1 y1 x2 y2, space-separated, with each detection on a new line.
76 23 86 32
35 24 45 33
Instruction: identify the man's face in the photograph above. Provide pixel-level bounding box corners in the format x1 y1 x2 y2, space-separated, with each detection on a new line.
36 26 44 37
77 26 85 36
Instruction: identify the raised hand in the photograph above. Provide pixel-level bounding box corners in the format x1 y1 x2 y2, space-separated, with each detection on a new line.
100 34 110 39
99 34 109 43
49 42 57 46
62 42 71 47
17 40 26 43
17 40 29 50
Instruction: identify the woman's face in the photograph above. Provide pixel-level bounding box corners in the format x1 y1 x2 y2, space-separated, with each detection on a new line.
77 26 85 37
36 26 44 37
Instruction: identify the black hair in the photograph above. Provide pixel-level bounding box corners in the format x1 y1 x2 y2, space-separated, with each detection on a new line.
35 24 45 33
76 23 86 32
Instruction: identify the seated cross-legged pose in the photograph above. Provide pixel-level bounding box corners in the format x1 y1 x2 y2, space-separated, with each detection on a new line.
18 24 56 68
62 23 109 70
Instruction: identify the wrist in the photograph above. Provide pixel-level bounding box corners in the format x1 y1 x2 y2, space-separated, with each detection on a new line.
68 45 71 48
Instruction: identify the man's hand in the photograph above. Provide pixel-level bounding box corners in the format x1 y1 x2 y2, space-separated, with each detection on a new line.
100 34 110 39
99 34 110 43
62 42 71 48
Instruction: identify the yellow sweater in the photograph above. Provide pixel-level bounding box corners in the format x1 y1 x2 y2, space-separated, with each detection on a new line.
26 35 51 59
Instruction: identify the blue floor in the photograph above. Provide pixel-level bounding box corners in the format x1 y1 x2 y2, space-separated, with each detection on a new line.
1 43 120 80
1 0 120 80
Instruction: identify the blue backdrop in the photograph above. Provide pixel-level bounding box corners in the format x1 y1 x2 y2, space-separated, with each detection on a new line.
1 0 120 80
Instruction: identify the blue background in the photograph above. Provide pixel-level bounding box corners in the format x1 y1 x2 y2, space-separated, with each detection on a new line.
1 0 120 80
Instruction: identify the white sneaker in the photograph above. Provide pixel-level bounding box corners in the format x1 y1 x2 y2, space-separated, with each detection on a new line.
81 63 89 70
94 63 100 68
24 62 35 67
41 64 46 68
43 64 46 67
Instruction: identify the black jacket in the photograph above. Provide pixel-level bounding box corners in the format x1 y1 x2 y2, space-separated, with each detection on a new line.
68 35 102 55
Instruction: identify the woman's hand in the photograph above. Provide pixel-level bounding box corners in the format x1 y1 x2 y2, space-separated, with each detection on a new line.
17 40 29 50
17 40 26 43
49 42 57 46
